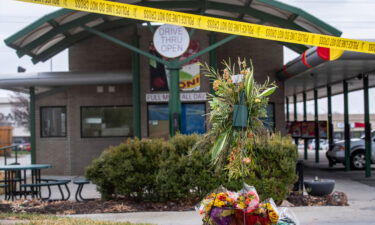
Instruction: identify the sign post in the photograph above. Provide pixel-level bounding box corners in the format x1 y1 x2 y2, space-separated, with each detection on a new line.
153 24 190 136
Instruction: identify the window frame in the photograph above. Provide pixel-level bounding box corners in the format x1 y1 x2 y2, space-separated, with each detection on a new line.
147 102 207 137
40 106 67 138
264 102 276 131
80 105 133 138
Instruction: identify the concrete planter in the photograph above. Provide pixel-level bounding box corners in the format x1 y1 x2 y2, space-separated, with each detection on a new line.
304 179 335 197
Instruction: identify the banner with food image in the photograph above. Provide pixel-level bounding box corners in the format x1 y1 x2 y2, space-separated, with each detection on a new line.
149 40 200 92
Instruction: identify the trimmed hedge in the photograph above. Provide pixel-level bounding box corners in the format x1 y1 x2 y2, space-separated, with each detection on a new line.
85 133 297 203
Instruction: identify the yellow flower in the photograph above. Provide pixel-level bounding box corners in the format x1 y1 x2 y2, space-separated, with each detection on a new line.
265 203 273 210
254 98 261 103
268 211 279 223
213 80 221 91
237 202 246 209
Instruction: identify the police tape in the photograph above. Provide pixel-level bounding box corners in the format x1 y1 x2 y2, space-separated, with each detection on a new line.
16 0 375 55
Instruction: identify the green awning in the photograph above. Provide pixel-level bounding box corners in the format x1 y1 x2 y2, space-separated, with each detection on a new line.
4 0 342 64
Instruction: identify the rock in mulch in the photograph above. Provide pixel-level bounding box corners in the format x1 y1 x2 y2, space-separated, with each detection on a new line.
287 191 349 206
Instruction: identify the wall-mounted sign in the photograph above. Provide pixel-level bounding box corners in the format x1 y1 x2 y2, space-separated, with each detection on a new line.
146 92 207 103
153 24 190 58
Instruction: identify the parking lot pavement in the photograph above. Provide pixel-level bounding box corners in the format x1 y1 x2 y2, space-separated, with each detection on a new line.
0 153 31 165
299 149 375 188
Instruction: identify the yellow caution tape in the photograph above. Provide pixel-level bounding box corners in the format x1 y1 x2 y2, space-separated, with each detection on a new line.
16 0 375 54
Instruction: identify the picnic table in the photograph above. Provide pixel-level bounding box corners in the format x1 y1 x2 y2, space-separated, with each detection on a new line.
0 164 51 200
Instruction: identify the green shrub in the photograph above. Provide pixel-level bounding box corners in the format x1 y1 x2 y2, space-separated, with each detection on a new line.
85 133 297 204
156 134 223 201
86 138 175 201
244 133 298 204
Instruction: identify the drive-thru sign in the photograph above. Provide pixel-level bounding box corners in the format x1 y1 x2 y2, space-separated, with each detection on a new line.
153 24 190 58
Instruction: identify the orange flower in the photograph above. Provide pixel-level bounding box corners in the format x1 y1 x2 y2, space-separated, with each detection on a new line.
223 69 230 80
243 157 251 164
227 79 233 84
213 80 221 91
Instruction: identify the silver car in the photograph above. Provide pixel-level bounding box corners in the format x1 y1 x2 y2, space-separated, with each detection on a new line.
326 131 375 170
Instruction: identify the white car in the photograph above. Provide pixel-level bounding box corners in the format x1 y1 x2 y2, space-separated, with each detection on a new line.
326 132 375 169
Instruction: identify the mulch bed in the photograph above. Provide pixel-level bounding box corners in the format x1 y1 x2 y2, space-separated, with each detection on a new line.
0 198 195 215
287 191 349 206
0 191 348 215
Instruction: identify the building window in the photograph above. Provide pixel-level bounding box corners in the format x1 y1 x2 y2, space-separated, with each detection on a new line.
262 103 275 131
81 106 133 137
41 106 67 137
148 103 206 138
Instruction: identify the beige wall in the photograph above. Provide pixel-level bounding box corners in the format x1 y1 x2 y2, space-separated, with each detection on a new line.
36 85 132 175
36 25 285 175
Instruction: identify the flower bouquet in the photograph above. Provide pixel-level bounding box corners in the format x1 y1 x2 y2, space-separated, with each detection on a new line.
196 184 260 225
197 186 237 225
196 185 298 225
234 199 279 225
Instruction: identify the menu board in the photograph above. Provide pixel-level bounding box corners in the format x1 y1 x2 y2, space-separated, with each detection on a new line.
286 121 302 138
288 121 328 138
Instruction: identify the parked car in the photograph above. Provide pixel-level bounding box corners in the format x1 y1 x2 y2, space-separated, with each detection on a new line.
12 140 30 151
23 143 31 152
326 131 375 170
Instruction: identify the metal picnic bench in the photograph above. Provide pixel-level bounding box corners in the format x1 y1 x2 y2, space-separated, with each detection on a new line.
21 178 71 200
73 178 94 202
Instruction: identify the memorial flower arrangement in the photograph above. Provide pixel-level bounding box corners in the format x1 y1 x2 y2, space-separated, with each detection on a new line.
199 58 276 176
196 184 298 225
195 59 299 225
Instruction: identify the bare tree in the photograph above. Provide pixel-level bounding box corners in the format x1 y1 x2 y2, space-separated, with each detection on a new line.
9 92 30 131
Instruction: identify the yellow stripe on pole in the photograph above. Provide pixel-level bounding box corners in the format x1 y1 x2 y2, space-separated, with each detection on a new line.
16 0 375 55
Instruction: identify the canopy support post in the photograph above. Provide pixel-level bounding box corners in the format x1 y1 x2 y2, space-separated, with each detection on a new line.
167 64 181 136
327 85 333 151
293 94 298 145
286 96 290 122
314 88 319 163
303 92 308 160
29 87 36 164
343 80 351 171
363 74 371 177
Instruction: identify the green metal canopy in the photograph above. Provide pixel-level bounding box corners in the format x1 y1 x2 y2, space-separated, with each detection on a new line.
4 0 341 64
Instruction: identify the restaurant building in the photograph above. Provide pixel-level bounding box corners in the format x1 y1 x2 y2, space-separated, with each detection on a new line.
1 1 349 175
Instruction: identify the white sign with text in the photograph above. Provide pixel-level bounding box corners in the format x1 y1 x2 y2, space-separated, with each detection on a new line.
146 92 207 102
153 24 190 58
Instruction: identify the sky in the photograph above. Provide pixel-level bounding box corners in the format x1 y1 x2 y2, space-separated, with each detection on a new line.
0 0 374 114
